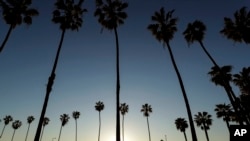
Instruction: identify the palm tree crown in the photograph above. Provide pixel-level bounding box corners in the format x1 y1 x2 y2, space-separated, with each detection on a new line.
73 111 80 120
233 67 250 95
120 103 129 115
52 0 87 30
94 0 128 30
12 120 22 130
194 112 212 130
27 116 35 124
147 7 177 43
43 117 50 126
220 7 250 44
208 65 233 86
3 115 13 125
95 101 105 112
60 114 70 126
183 20 206 45
141 103 152 117
175 118 188 132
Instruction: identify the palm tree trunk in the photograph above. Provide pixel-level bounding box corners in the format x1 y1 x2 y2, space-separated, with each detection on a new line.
203 124 209 141
75 119 77 141
34 29 66 141
39 126 45 141
183 131 188 141
225 119 230 132
166 42 197 141
146 117 151 141
58 125 63 141
98 112 101 141
25 124 31 141
0 124 6 138
198 41 246 125
122 115 124 141
114 27 121 141
0 25 13 53
11 130 16 141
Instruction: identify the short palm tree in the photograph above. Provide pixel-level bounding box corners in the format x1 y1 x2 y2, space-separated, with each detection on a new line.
220 7 250 44
0 115 13 138
25 116 35 141
0 0 39 53
39 117 50 141
119 103 129 141
214 103 233 131
94 1 128 141
72 111 80 141
183 20 245 125
11 120 22 141
175 118 188 141
58 114 70 141
34 1 87 141
148 7 197 141
95 101 104 141
141 103 152 141
194 112 212 141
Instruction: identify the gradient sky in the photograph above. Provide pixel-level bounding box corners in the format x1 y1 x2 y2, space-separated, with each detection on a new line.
0 0 250 141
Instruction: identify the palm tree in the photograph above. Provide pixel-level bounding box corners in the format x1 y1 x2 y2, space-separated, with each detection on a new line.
94 1 128 141
34 1 87 141
11 120 22 141
39 117 50 141
233 67 250 96
25 116 35 141
148 7 197 141
220 7 250 44
141 103 152 141
0 0 39 53
119 103 129 141
175 118 188 141
58 114 70 141
183 20 246 125
194 112 212 141
214 103 233 131
72 111 80 141
95 101 104 141
0 115 13 138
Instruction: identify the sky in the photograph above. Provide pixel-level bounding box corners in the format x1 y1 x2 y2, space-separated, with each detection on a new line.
0 0 250 141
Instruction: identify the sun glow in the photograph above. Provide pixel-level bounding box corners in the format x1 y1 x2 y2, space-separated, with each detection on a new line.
109 135 131 141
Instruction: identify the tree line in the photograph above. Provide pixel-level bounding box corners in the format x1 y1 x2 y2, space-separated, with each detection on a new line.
0 0 249 141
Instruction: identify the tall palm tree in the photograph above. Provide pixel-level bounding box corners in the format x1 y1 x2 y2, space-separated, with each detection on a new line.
175 117 188 141
183 20 246 125
214 103 233 131
58 114 70 141
0 115 13 138
194 112 212 141
0 0 39 53
34 1 87 141
39 117 50 141
141 103 152 141
25 116 35 141
72 111 80 141
11 120 22 141
119 103 129 141
220 7 250 44
233 67 250 96
95 101 104 141
148 7 197 141
94 1 128 141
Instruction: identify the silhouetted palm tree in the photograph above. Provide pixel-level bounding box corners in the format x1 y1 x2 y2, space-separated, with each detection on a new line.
141 103 152 141
0 115 13 138
72 111 80 141
194 112 212 141
220 7 250 44
214 103 233 131
175 118 188 141
39 117 49 141
11 120 22 141
0 0 39 53
25 116 35 141
183 20 245 125
34 1 87 141
148 7 197 141
58 114 70 141
120 103 129 141
95 101 104 141
94 1 128 141
233 67 250 96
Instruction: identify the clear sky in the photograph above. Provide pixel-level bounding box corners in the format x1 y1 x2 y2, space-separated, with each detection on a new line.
0 0 250 141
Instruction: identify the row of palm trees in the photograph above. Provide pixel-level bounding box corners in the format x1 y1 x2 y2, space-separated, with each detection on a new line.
0 1 249 141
